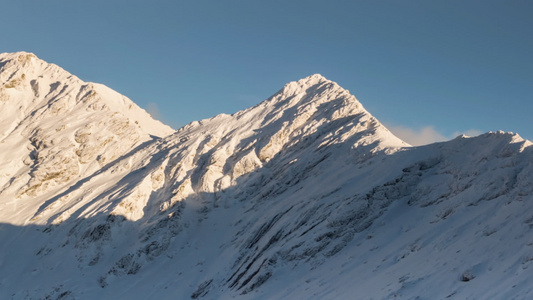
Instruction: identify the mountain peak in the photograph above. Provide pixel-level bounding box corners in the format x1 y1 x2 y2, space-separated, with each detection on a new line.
0 52 46 78
0 52 174 209
0 51 38 63
278 73 334 96
256 74 408 150
298 73 329 84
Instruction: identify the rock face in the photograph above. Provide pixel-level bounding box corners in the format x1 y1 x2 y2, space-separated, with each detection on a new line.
1 52 532 299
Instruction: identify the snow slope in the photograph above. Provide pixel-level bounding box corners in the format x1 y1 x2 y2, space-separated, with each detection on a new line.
0 52 174 225
0 52 532 299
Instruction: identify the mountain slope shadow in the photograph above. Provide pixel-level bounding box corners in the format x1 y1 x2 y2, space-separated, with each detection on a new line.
8 129 530 299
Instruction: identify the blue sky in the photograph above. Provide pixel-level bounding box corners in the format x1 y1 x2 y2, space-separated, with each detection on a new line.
2 1 532 144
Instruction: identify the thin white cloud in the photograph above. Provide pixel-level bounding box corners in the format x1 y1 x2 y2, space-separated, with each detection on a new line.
146 102 160 120
388 125 447 146
388 125 483 146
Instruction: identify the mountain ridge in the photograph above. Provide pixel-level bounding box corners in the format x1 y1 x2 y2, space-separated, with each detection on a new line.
0 52 174 224
1 52 532 299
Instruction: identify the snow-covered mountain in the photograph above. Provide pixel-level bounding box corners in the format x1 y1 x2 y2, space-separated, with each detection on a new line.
1 52 532 299
0 52 173 225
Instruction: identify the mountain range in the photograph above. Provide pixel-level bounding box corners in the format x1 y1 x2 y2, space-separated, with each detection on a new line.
1 52 532 299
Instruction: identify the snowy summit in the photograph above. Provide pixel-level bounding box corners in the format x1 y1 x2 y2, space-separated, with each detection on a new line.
1 52 532 299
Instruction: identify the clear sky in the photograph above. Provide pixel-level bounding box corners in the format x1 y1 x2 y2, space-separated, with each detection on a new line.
2 1 532 145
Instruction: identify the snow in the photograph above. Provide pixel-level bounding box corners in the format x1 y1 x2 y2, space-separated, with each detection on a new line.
0 52 173 225
1 52 533 299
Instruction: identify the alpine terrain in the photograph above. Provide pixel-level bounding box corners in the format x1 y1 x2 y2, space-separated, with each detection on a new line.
1 52 532 299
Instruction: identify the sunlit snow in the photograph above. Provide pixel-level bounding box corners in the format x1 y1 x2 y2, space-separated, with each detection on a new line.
1 52 532 299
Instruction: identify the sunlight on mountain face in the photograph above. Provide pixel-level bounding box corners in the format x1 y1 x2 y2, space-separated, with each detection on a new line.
1 52 532 299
